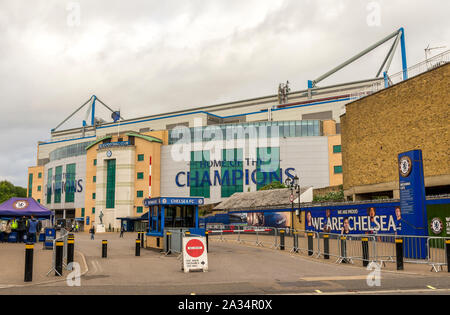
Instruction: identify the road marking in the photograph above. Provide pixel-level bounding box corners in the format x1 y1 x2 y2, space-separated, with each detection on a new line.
300 275 376 281
427 285 436 290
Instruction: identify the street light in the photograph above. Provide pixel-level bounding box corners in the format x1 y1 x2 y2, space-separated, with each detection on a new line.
285 175 302 225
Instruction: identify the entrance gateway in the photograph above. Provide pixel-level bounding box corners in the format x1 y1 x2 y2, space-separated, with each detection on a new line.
143 197 205 250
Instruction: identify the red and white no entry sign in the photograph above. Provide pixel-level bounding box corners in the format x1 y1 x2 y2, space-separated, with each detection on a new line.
185 239 205 258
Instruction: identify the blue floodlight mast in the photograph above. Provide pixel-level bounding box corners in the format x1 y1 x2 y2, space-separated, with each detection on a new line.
308 28 408 89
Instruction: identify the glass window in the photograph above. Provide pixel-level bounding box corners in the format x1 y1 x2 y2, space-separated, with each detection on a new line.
93 176 96 183
38 173 42 179
94 159 97 166
221 149 244 198
54 166 63 204
333 145 342 153
106 159 116 209
65 163 76 203
137 172 144 180
92 193 96 200
138 154 144 161
137 206 143 214
307 120 314 136
81 208 85 217
137 191 144 198
92 207 95 214
190 151 210 198
37 186 41 192
28 173 33 198
46 168 52 204
334 166 343 174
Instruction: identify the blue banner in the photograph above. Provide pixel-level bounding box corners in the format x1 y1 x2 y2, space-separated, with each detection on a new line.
304 204 401 235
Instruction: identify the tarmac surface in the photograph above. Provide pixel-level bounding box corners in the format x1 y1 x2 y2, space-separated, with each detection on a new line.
0 232 449 295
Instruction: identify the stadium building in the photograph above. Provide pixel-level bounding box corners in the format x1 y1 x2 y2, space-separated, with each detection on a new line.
27 28 437 231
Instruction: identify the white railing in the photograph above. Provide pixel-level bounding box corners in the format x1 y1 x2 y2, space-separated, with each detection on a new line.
388 50 449 86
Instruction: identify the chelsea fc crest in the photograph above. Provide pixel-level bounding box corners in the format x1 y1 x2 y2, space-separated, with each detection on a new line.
13 200 29 210
430 218 443 235
399 156 412 178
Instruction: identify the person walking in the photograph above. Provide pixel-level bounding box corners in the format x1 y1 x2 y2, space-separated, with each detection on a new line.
89 225 95 240
27 216 39 243
120 225 125 238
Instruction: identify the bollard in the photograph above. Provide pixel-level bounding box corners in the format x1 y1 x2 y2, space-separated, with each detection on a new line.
307 233 314 256
135 239 141 256
446 240 450 273
340 236 348 263
362 237 369 267
279 230 285 251
140 232 144 248
24 243 34 282
166 232 172 255
55 241 64 276
205 231 209 253
396 238 404 270
323 234 330 260
293 232 299 253
67 234 75 270
102 240 108 258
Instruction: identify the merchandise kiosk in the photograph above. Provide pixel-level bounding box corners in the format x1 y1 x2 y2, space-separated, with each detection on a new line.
143 197 205 250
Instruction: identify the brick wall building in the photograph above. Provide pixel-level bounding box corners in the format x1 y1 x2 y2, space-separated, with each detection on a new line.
341 63 450 201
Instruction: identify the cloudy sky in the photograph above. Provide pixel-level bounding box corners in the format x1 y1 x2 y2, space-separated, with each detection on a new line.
0 0 448 187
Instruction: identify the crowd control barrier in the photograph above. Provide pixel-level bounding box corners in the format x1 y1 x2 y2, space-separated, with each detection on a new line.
206 227 449 273
46 228 69 277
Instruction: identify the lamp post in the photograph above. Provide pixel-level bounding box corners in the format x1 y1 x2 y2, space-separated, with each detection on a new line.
285 175 301 231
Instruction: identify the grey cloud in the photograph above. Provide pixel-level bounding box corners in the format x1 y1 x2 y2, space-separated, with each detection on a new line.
0 0 448 186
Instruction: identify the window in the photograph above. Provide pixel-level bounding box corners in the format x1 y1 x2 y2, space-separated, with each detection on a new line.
221 149 244 198
28 173 33 198
137 191 144 198
333 145 342 153
81 208 85 217
334 166 343 174
65 164 76 203
37 186 41 192
92 207 95 214
138 154 145 161
46 168 52 204
137 206 143 214
37 199 41 204
137 172 144 180
256 147 281 190
54 166 63 203
92 193 96 200
106 159 116 209
93 176 96 183
38 172 42 179
190 151 210 198
93 159 97 166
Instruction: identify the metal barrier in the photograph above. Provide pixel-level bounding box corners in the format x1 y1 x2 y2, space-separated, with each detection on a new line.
206 227 449 272
46 228 69 276
428 237 448 272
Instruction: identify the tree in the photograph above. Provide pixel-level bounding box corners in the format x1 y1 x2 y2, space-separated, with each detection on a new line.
259 181 287 191
0 180 27 204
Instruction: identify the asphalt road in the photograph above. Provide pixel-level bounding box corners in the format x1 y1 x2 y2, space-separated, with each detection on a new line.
1 232 449 295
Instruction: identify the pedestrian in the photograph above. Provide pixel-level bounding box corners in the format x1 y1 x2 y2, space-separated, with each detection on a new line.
89 225 95 240
120 225 125 238
27 216 39 243
0 220 7 242
17 216 27 243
